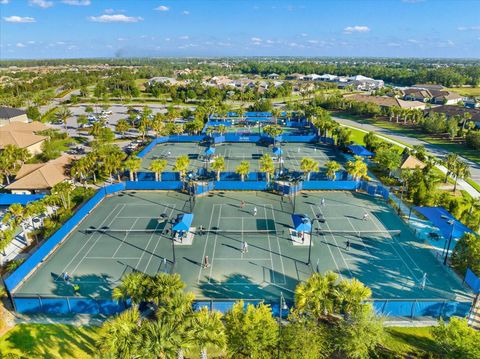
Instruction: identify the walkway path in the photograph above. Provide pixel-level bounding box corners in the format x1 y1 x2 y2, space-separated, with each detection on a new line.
334 116 480 199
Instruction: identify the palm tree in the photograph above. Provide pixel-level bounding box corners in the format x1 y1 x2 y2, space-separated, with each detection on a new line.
190 307 226 359
77 114 88 128
112 272 151 307
325 160 341 180
211 156 225 181
462 196 480 215
337 278 372 317
71 157 89 184
452 160 470 193
259 154 275 182
235 161 250 182
150 159 168 181
138 318 184 359
51 181 75 210
294 271 339 318
115 118 130 136
346 156 369 181
124 156 142 182
56 106 72 130
443 153 458 183
271 108 282 125
300 157 319 181
263 125 283 145
173 155 190 180
97 307 142 358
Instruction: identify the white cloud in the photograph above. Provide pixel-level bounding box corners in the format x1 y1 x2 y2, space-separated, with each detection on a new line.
300 33 308 37
62 0 91 5
29 0 53 8
266 39 275 44
16 42 26 48
27 40 36 44
251 37 262 42
3 16 36 23
343 25 370 34
88 14 143 23
179 35 189 40
407 38 419 44
387 42 401 47
56 41 66 45
155 5 169 11
437 40 455 47
0 0 10 4
182 10 190 15
117 37 125 41
458 25 480 31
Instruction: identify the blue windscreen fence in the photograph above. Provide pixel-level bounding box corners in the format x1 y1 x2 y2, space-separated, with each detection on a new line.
465 268 480 294
372 300 471 318
213 181 268 191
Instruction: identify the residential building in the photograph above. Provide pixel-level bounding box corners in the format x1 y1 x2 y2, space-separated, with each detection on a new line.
412 84 445 91
147 77 177 86
303 74 322 81
393 154 426 178
0 121 48 155
0 106 29 127
424 105 480 127
285 73 304 80
5 155 74 194
266 73 280 79
344 94 426 109
318 74 338 82
432 91 463 105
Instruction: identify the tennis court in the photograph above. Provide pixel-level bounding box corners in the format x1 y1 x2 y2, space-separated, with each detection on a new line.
14 190 471 303
140 142 344 173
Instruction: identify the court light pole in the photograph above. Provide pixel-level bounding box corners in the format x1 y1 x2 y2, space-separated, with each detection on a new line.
277 291 288 359
443 220 455 266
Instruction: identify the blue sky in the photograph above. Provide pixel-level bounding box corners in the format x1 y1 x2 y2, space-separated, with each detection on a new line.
1 0 479 59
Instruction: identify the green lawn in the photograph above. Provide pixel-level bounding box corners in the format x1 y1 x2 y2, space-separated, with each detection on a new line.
0 324 99 358
384 326 439 357
445 87 480 97
334 112 480 165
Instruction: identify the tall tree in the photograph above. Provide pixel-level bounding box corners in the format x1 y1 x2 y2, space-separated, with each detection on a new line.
190 307 226 359
124 156 142 182
211 156 225 181
149 159 168 182
259 153 275 182
173 155 190 180
235 161 250 182
56 106 72 130
325 160 341 181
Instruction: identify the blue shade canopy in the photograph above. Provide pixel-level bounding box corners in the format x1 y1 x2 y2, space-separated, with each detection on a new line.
347 145 374 157
173 213 194 232
291 214 312 232
204 147 216 156
272 147 283 156
0 194 45 206
414 206 473 239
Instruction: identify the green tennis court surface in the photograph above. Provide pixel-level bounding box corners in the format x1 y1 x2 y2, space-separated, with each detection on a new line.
15 191 471 303
140 142 345 172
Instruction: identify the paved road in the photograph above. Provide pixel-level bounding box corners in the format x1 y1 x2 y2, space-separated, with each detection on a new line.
334 116 480 198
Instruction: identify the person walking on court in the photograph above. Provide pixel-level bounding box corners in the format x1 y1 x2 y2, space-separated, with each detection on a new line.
63 272 70 282
253 207 257 216
420 272 427 290
242 241 249 253
73 283 81 296
203 255 210 268
321 198 325 206
345 239 351 251
240 200 246 209
362 213 369 221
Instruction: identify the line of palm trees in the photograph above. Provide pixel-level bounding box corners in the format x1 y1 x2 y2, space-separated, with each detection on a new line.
98 270 381 358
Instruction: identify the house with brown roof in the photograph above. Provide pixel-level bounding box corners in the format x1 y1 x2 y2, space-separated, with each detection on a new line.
5 155 74 194
0 121 48 155
432 91 463 105
344 94 426 109
393 154 426 178
0 106 29 127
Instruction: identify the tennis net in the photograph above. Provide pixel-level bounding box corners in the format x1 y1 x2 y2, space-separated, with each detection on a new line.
82 228 165 234
203 229 284 235
317 229 401 238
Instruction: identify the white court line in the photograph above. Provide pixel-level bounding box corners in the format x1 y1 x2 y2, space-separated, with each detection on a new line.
86 257 141 260
267 203 286 283
132 221 162 271
197 203 217 283
143 205 176 273
111 218 140 258
264 205 275 284
59 204 123 277
311 205 345 278
344 216 372 255
208 203 223 282
214 258 272 261
368 212 426 284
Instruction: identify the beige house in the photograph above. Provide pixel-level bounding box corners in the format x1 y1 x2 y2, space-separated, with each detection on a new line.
5 155 73 194
0 107 29 127
0 121 48 155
